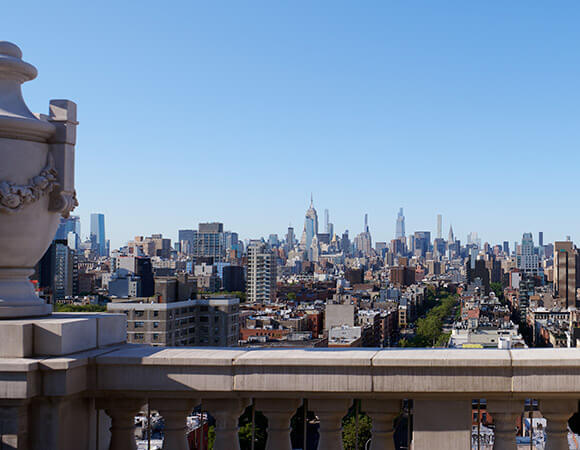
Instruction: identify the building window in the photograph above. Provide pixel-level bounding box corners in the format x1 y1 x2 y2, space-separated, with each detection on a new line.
135 321 145 328
153 311 159 317
153 334 159 340
135 333 144 340
153 322 159 328
135 311 144 317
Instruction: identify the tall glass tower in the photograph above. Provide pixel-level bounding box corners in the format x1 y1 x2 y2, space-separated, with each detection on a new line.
90 213 106 256
395 208 405 239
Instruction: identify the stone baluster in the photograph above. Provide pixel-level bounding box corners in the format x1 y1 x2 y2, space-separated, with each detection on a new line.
487 399 523 450
154 398 198 450
101 398 145 450
310 398 351 450
540 399 577 450
255 398 301 450
362 399 400 450
204 398 249 450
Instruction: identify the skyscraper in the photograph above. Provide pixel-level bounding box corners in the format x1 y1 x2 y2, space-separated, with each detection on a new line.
517 232 539 274
554 241 577 308
300 195 318 250
55 215 81 251
413 231 431 257
178 229 196 255
448 225 454 243
246 240 277 303
90 213 106 257
286 226 295 249
395 208 405 239
193 223 225 262
55 215 80 241
36 239 77 301
324 209 330 233
437 214 442 240
539 231 544 247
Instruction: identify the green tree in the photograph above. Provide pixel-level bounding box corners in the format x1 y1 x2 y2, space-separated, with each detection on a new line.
342 414 372 450
238 422 266 450
54 303 106 312
490 282 504 303
398 338 410 347
436 331 451 347
208 425 216 448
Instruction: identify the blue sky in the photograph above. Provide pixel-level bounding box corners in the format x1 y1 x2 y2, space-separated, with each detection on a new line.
5 1 580 248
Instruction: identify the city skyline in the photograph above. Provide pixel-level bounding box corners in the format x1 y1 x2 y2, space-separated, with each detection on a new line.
5 2 580 248
73 202 566 252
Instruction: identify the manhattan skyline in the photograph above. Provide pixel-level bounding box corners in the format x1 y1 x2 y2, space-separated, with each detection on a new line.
4 1 580 247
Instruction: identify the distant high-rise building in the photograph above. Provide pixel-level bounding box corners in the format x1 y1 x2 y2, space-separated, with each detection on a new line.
517 232 539 274
341 231 351 256
503 241 510 255
300 195 318 250
286 226 295 249
90 213 106 257
413 231 431 257
55 215 81 252
55 215 80 241
437 214 442 240
324 209 330 233
129 234 171 259
113 255 155 297
268 234 279 248
178 229 196 255
222 265 245 292
354 214 372 256
247 241 277 303
395 208 405 239
193 223 225 262
539 231 544 247
448 225 454 243
554 241 577 308
36 239 77 301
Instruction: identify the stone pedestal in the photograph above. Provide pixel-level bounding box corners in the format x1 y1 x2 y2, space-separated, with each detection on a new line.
0 312 126 357
0 269 52 318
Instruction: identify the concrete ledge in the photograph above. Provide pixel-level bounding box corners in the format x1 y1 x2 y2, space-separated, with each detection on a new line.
52 313 126 347
0 359 40 399
0 321 33 357
5 345 580 399
370 348 513 367
234 349 376 392
34 316 97 355
96 346 248 392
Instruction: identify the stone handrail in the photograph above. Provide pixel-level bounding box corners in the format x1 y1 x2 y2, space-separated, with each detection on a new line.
3 340 580 449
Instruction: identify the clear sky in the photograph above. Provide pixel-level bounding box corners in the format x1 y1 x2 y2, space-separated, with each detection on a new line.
5 1 580 248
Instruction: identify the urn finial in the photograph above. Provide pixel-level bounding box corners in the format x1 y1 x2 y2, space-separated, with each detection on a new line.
0 41 23 58
0 41 77 318
0 41 54 142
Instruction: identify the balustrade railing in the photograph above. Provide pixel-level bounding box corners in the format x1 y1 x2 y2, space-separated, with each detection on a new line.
2 344 580 449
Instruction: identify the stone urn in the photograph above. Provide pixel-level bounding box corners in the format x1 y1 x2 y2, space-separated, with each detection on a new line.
0 41 77 317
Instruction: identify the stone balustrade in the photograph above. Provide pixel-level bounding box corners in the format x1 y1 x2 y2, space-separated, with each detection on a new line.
1 319 580 450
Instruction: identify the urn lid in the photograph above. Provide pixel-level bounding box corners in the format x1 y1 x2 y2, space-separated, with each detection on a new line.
0 41 55 142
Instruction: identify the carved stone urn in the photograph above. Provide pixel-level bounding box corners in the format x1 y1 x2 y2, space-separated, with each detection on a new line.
0 41 77 317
